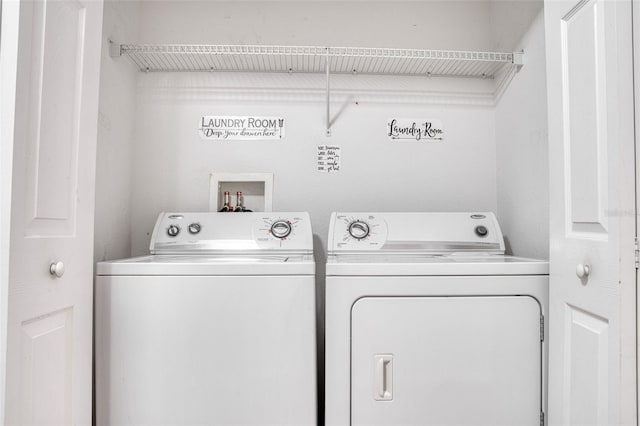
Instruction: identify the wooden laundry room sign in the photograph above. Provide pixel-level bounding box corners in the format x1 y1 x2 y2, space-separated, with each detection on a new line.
387 118 444 141
198 116 285 140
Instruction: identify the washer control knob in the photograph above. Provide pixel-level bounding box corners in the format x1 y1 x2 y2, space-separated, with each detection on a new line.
271 220 292 239
188 223 201 234
167 224 180 237
475 225 488 237
349 220 370 240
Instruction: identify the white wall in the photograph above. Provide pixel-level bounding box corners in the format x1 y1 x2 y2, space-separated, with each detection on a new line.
495 9 549 258
137 1 494 50
489 0 544 52
130 74 498 256
94 0 140 263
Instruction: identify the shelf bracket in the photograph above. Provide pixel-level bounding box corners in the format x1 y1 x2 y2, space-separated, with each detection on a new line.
325 48 332 137
109 40 122 58
512 50 525 72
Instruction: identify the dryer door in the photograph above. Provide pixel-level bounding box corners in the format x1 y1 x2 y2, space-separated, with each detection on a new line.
351 296 542 426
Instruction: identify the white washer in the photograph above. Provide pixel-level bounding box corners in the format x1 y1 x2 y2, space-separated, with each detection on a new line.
95 212 316 426
325 212 549 426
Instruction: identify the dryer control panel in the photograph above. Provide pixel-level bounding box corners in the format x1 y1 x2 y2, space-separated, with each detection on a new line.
332 213 389 251
328 212 505 254
150 212 313 254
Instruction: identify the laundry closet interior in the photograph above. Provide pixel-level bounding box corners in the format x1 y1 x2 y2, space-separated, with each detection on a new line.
93 0 549 420
94 0 548 264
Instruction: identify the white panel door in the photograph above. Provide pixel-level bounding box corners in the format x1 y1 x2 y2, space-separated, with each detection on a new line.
5 0 103 424
545 0 636 424
351 296 542 426
634 0 640 419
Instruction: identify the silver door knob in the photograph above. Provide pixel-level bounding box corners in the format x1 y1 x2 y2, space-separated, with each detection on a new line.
576 263 590 279
49 261 65 278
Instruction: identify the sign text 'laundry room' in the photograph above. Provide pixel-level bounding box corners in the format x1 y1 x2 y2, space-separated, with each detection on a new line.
199 116 285 140
387 118 444 141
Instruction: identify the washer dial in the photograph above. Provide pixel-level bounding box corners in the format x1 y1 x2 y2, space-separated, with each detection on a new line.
348 220 370 240
253 215 306 248
188 223 201 234
475 225 488 237
167 224 180 237
270 220 292 239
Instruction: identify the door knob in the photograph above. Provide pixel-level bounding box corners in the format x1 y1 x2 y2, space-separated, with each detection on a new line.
49 261 65 278
576 263 590 279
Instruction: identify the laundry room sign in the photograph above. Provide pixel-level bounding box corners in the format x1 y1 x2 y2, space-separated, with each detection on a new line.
387 118 444 141
198 116 285 140
317 145 341 173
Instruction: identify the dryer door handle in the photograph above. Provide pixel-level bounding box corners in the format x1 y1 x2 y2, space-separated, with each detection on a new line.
374 354 393 401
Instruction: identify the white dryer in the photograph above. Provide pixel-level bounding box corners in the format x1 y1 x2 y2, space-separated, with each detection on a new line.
325 212 548 426
95 212 316 426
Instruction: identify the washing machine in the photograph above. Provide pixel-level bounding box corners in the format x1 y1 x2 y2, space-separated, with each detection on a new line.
325 212 549 426
95 212 316 426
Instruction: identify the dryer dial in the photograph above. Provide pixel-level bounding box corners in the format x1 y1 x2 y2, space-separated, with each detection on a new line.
334 214 387 250
348 220 370 240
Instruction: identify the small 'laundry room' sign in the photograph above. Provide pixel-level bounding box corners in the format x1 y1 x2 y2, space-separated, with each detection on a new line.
198 116 285 140
387 118 444 141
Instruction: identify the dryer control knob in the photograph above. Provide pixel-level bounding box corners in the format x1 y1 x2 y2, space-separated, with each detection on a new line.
167 224 180 237
349 220 370 240
271 220 292 239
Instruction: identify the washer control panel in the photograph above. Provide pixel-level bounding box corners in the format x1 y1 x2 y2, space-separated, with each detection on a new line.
151 212 313 254
333 214 389 250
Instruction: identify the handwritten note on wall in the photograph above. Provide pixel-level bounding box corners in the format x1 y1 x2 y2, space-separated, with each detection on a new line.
317 145 341 173
387 118 444 141
199 116 285 140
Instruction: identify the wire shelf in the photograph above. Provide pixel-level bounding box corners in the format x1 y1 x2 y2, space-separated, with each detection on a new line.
118 44 518 79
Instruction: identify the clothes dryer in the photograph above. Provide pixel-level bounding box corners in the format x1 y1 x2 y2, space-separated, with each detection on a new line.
95 212 316 426
325 212 548 426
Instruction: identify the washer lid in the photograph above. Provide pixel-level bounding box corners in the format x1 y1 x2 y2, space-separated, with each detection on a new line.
96 254 315 276
328 212 505 255
150 212 313 255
